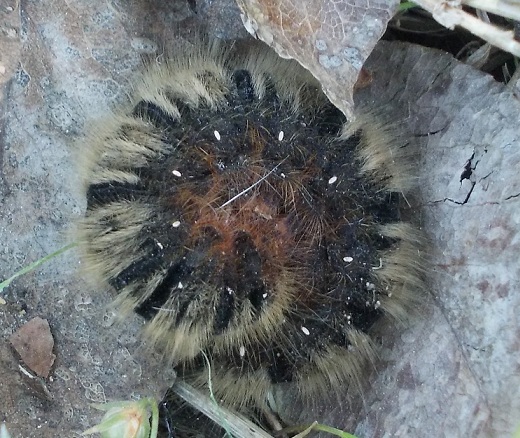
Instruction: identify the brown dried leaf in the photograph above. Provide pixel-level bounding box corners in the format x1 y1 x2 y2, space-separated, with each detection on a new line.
235 0 398 118
10 317 56 378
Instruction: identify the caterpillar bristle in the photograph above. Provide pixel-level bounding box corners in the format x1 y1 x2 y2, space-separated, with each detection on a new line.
342 111 418 194
75 36 426 420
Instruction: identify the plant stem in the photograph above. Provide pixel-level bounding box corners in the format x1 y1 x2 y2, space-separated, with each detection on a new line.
0 242 77 293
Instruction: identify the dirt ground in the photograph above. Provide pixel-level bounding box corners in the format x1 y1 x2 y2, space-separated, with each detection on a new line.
0 0 519 437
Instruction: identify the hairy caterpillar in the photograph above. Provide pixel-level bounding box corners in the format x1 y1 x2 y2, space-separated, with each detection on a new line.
76 37 424 422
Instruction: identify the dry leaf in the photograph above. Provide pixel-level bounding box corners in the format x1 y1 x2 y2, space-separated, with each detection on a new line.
9 317 56 378
235 0 398 118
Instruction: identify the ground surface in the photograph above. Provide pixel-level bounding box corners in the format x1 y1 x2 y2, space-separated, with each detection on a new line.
0 0 519 437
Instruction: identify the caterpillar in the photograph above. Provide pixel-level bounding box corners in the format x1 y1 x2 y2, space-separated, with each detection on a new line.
76 37 424 425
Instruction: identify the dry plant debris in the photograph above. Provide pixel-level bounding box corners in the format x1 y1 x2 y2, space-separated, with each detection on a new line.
9 317 56 378
413 0 520 57
235 0 399 118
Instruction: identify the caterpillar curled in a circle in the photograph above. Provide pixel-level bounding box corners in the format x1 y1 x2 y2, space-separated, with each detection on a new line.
76 38 425 410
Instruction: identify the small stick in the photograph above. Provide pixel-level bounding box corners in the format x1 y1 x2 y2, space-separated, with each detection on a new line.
219 158 288 209
172 380 274 438
462 0 520 22
413 0 520 57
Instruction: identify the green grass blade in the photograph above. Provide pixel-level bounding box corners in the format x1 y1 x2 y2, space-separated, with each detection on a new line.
0 242 77 293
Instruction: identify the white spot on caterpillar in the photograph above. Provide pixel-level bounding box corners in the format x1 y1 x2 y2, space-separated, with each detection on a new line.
226 287 234 295
343 256 353 263
177 282 184 289
239 345 246 357
214 130 221 141
366 282 376 291
262 293 268 299
156 241 164 250
328 176 338 185
172 170 182 177
375 300 381 309
281 173 286 178
301 326 310 336
172 220 181 228
278 130 284 141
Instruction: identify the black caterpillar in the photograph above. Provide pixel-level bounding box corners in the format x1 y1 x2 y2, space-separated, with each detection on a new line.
76 38 424 412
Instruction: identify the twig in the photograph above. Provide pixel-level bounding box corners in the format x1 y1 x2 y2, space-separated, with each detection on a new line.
219 157 287 209
462 0 520 22
412 0 520 57
172 380 273 438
